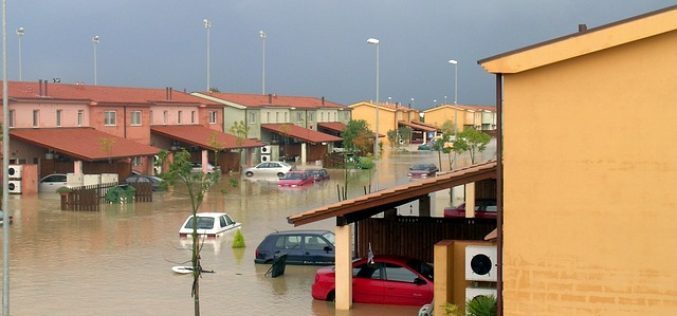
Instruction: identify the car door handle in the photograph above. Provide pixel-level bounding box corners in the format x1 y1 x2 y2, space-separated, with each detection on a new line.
413 293 423 297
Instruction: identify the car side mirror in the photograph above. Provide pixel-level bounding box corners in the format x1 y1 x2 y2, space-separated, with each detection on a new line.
414 277 427 286
324 246 333 253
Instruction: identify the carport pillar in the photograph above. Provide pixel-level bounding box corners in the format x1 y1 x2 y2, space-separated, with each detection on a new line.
419 194 431 217
433 240 454 316
73 160 83 176
335 224 353 310
201 149 209 173
301 143 307 165
465 182 476 218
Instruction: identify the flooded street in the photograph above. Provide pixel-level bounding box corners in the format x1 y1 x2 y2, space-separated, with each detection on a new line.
0 144 494 315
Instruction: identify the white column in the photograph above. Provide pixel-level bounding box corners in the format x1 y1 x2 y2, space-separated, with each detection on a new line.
301 143 307 165
465 182 476 218
201 150 209 174
73 160 83 176
335 224 353 310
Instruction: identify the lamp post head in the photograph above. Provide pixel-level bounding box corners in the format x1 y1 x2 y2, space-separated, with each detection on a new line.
448 59 458 65
203 19 212 29
92 35 100 44
16 27 24 37
367 38 380 45
259 30 266 39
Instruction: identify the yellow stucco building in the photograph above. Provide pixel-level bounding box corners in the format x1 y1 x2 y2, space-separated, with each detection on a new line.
480 5 677 316
349 101 422 146
423 104 497 132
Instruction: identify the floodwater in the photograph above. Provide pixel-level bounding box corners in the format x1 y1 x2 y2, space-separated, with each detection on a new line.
0 143 495 315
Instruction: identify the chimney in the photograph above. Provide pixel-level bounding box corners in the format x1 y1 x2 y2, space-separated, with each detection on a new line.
321 96 325 105
169 87 173 100
578 24 587 32
44 80 48 96
268 93 273 104
38 79 43 96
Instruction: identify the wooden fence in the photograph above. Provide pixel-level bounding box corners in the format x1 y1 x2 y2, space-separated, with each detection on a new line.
60 182 153 211
355 216 496 262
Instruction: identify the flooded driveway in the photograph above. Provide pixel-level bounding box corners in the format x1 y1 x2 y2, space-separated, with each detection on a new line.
0 145 494 315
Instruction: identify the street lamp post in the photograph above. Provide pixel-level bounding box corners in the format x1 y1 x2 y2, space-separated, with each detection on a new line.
367 38 380 157
259 30 266 95
92 35 100 85
448 59 458 104
16 27 23 81
203 19 212 91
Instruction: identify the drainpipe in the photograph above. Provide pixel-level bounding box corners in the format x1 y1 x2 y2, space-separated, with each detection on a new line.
496 73 504 316
123 105 127 139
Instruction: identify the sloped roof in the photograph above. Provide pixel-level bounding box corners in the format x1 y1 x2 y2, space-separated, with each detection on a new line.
422 104 496 113
2 81 219 107
317 122 347 133
349 101 418 113
479 5 677 73
262 123 342 143
10 127 160 161
288 161 497 226
150 125 264 150
194 91 346 109
398 121 437 132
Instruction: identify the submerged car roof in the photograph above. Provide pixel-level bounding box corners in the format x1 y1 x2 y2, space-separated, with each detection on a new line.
268 229 332 236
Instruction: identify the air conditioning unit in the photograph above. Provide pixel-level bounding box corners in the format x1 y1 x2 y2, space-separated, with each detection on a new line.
261 154 271 163
8 180 21 194
261 145 272 154
465 287 497 304
8 165 22 179
465 245 498 282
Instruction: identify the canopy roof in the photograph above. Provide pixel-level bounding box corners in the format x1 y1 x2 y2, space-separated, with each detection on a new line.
151 125 264 150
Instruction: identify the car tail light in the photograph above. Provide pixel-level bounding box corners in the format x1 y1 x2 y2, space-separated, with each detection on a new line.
255 248 260 258
179 233 188 237
207 234 216 238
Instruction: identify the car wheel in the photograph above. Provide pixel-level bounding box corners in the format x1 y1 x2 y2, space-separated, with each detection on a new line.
277 172 284 178
245 171 254 177
326 290 335 302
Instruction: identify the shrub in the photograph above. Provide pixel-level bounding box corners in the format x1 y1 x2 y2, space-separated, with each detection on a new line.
232 229 245 248
466 295 497 316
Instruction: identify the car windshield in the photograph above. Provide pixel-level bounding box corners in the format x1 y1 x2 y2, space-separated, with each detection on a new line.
282 173 304 180
407 259 434 281
411 164 432 170
322 232 335 245
184 216 215 230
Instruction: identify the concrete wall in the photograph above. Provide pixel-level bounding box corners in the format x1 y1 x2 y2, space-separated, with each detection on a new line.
502 29 677 315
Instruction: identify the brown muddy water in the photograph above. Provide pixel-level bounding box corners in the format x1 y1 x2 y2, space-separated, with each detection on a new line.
0 144 495 315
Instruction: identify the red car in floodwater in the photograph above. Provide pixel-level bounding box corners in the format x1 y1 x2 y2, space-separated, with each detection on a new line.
443 199 497 219
311 256 434 306
278 170 314 187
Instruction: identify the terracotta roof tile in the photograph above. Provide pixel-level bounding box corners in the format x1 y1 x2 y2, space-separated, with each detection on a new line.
317 122 347 133
262 123 342 143
10 127 160 161
200 92 346 109
151 125 264 150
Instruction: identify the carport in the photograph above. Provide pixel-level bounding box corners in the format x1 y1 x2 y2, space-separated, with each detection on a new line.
287 161 497 310
261 123 341 164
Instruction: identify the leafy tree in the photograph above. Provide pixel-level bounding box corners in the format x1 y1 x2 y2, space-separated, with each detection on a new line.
342 120 372 155
386 129 399 149
398 126 412 146
161 149 220 316
98 137 115 164
207 131 225 172
458 127 491 164
228 120 250 172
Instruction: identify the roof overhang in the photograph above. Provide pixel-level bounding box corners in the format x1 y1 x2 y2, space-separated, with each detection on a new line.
262 123 342 143
10 127 160 161
288 161 497 226
317 122 347 133
398 121 437 132
479 5 677 73
151 125 264 150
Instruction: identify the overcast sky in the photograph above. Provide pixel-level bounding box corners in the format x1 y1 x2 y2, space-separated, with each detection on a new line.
8 1 674 108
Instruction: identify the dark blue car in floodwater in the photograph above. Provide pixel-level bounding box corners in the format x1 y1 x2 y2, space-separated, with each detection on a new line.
255 230 335 265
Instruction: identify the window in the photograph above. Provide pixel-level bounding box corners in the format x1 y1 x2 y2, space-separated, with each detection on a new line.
274 235 302 250
131 111 141 126
248 112 256 123
132 157 142 166
191 111 196 124
8 110 14 128
104 111 116 126
304 235 329 251
266 112 271 123
308 112 314 121
354 262 383 279
77 110 84 126
56 110 62 127
284 112 288 122
320 112 325 122
163 111 168 124
209 111 217 124
384 263 418 283
32 110 39 127
178 111 183 124
275 112 280 123
296 112 303 121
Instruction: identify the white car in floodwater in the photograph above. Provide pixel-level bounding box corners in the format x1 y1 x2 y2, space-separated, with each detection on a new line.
178 212 241 238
